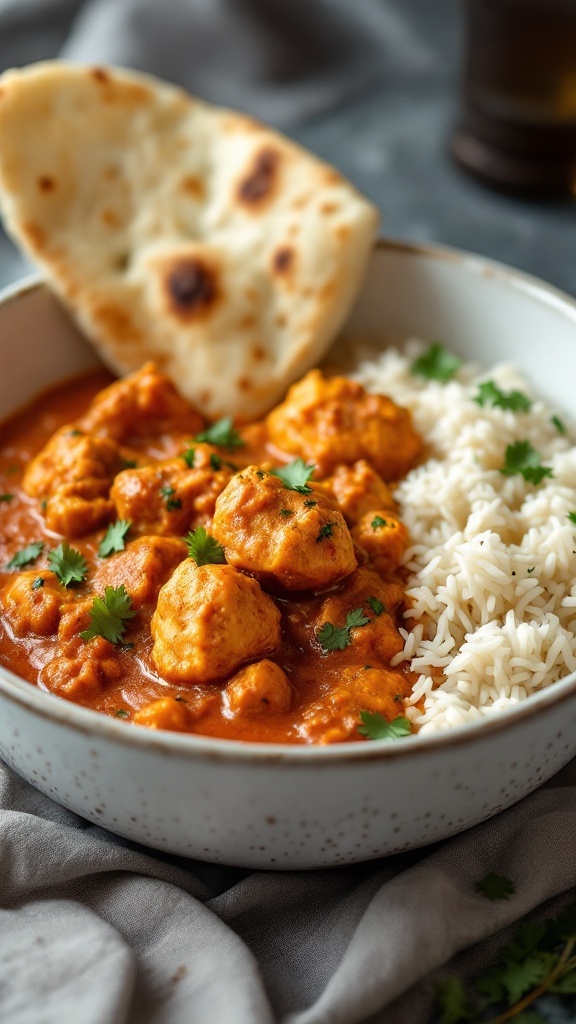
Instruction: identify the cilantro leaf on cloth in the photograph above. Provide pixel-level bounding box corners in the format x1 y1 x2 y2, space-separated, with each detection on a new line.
80 585 136 644
411 342 462 382
186 526 225 566
358 712 411 740
500 440 553 485
47 542 88 587
475 873 515 901
271 457 316 494
98 520 131 558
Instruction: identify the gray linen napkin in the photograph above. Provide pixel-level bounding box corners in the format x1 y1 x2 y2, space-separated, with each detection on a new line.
0 2 575 1022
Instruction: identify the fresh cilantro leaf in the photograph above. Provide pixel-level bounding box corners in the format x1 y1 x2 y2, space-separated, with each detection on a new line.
0 493 14 503
6 541 43 570
303 499 317 508
527 566 535 573
371 515 388 529
47 542 88 587
411 342 462 383
368 596 385 616
358 711 411 740
568 512 576 525
80 585 136 644
498 954 553 1006
98 520 131 558
475 873 515 901
551 969 576 994
316 522 336 542
552 415 566 434
271 458 315 494
115 709 130 719
279 509 293 518
500 440 553 485
316 621 351 653
181 446 196 468
316 607 371 653
345 608 371 629
120 457 138 470
160 484 182 511
186 526 225 566
32 577 44 590
474 380 532 412
209 453 222 471
434 977 474 1024
195 417 245 450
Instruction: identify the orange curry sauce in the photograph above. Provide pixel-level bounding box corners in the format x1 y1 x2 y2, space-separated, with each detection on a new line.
0 366 421 743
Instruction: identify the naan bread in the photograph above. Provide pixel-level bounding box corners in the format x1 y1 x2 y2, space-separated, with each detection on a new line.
0 62 379 419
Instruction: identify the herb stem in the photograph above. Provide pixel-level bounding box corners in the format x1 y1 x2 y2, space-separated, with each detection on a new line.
485 935 575 1024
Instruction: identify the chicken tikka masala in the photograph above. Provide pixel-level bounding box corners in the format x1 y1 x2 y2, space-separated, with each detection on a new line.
0 364 422 743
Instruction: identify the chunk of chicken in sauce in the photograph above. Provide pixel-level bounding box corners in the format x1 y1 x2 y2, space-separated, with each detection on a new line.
315 567 405 663
23 427 122 535
267 369 422 479
299 666 410 744
318 460 396 526
1 570 64 637
151 561 282 685
225 660 292 716
92 536 186 609
212 467 356 591
111 456 233 536
351 511 409 576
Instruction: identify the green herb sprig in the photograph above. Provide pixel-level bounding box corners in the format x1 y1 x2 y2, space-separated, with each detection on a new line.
186 526 225 566
47 542 88 587
358 711 411 740
98 520 131 558
500 441 553 486
475 381 532 412
271 458 316 494
411 342 462 383
5 541 43 570
316 607 370 653
80 585 136 645
195 417 245 450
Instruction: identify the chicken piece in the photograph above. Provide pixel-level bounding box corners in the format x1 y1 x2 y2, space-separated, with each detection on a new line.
45 479 116 536
40 635 122 701
315 567 405 663
319 460 396 526
133 697 194 732
23 426 121 536
151 561 281 685
212 467 356 591
78 362 204 443
110 458 233 536
299 666 409 744
351 511 409 575
267 369 422 479
93 536 186 609
1 570 63 637
57 598 94 643
23 427 121 499
225 660 292 715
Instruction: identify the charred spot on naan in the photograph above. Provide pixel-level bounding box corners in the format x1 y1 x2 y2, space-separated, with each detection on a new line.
237 147 281 208
159 256 221 322
271 246 294 277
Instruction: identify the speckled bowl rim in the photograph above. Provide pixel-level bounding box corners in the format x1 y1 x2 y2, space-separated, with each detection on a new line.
1 236 576 765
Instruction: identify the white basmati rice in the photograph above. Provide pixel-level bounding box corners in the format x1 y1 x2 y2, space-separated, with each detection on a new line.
353 341 576 734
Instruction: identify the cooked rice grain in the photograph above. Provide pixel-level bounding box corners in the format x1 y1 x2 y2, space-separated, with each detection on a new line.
354 343 576 733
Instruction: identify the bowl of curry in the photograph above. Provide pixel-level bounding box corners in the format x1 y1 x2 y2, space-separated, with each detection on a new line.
0 239 575 868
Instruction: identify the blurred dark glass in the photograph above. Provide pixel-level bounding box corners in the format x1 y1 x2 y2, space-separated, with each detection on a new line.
451 0 576 196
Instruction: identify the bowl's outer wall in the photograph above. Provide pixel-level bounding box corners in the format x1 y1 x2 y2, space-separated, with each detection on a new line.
0 246 576 868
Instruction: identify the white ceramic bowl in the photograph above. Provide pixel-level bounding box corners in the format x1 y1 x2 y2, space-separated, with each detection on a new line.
1 240 576 869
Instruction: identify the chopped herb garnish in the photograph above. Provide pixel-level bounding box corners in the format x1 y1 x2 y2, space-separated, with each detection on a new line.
316 607 370 653
195 417 245 450
79 585 136 644
271 457 315 494
316 522 336 542
67 429 83 437
567 512 576 525
159 484 182 510
40 499 47 511
0 493 14 503
181 446 196 468
279 509 293 518
303 499 317 508
98 520 131 559
475 873 515 902
552 414 566 434
371 515 388 529
358 711 411 740
527 566 535 573
500 441 553 485
120 457 138 470
411 342 462 382
474 380 532 412
210 453 222 471
115 709 130 718
186 526 226 566
367 596 385 616
32 577 44 590
6 541 43 570
121 642 135 652
174 696 188 703
47 542 88 587
435 894 576 1022
255 469 266 479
